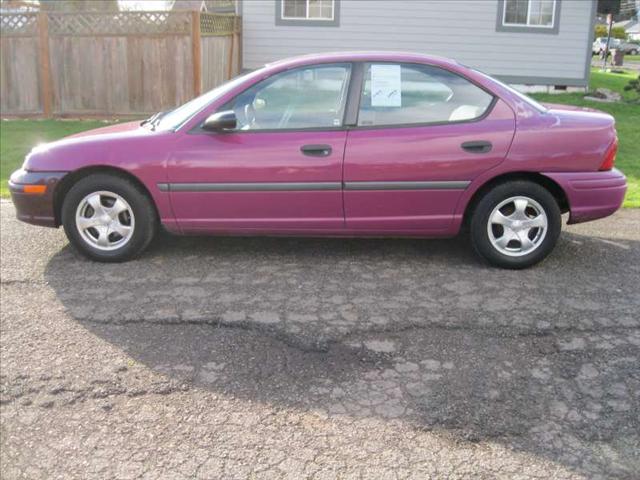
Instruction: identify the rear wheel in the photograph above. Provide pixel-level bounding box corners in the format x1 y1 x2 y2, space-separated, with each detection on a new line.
470 181 561 269
61 174 157 262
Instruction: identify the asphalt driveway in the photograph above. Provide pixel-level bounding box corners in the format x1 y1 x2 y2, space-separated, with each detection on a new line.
1 199 639 479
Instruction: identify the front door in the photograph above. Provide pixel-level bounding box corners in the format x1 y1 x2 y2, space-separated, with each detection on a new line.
343 62 516 233
167 63 352 232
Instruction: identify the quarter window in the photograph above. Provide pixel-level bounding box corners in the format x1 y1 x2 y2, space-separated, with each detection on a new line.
503 0 555 28
357 63 494 127
222 64 351 131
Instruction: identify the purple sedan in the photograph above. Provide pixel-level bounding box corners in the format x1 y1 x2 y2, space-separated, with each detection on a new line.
9 52 626 268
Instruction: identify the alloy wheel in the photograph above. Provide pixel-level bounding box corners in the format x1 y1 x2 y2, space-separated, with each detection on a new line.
487 196 548 257
75 191 135 251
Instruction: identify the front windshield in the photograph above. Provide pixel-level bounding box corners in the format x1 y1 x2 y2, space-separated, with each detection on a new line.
154 67 267 131
472 69 548 113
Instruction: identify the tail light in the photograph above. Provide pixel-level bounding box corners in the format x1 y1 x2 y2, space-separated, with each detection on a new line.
599 138 618 171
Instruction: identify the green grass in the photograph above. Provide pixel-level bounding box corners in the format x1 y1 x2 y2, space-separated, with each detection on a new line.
588 68 639 102
530 68 640 207
0 119 116 197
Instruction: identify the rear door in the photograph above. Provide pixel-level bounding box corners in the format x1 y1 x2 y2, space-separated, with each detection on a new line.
343 62 516 233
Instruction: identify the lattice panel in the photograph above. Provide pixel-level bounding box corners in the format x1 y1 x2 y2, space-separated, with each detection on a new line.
200 13 240 36
0 13 38 36
47 12 192 36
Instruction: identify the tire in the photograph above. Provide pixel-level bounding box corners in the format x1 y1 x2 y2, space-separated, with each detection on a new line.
470 181 561 269
61 173 157 262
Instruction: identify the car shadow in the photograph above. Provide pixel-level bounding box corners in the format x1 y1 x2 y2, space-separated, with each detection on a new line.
44 230 640 478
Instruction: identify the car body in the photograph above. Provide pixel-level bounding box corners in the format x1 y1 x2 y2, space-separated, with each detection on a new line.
9 52 626 268
592 37 621 55
617 41 640 55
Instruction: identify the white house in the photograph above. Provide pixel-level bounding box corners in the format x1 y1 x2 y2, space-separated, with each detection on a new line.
239 0 596 91
615 19 640 40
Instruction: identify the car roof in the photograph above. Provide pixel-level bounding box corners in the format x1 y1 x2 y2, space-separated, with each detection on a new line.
263 51 462 71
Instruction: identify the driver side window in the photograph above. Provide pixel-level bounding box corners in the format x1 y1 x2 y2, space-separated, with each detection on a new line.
222 64 352 131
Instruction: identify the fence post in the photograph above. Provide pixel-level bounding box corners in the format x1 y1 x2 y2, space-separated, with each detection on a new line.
37 12 53 117
226 32 234 80
191 11 202 97
234 30 241 76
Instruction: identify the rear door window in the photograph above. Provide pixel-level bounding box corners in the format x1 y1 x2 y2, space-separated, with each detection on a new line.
357 63 494 127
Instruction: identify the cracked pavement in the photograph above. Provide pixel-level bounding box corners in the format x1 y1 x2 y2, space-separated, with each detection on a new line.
1 199 639 479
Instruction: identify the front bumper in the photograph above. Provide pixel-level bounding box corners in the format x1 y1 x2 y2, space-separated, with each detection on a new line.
8 169 67 227
543 168 627 224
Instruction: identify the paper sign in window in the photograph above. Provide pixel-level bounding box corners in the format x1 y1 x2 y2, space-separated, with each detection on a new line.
370 65 402 107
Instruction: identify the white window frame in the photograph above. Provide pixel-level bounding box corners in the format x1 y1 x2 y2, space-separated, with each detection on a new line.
281 0 335 22
502 0 556 29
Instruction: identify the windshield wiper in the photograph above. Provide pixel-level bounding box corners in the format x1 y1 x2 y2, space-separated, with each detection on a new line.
140 111 167 130
140 112 158 127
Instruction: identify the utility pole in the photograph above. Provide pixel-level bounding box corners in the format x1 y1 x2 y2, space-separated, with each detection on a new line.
601 13 614 71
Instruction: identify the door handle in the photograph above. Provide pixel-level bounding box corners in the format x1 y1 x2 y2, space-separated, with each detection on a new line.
461 141 492 154
301 144 332 157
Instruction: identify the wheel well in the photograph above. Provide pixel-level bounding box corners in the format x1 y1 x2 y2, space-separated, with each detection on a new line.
53 166 158 226
463 172 569 226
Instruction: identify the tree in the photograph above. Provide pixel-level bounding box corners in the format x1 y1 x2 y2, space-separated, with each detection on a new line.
39 0 119 11
594 25 628 39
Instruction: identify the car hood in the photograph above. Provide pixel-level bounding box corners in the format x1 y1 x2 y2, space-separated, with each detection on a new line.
22 120 170 172
66 120 144 139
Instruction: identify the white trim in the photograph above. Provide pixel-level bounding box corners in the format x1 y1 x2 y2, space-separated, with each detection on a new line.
502 0 556 29
281 0 335 21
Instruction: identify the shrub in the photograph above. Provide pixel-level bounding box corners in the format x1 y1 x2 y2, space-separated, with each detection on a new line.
594 25 628 39
624 75 640 97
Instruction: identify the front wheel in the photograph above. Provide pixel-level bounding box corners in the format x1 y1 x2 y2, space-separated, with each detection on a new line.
470 181 561 269
61 173 157 262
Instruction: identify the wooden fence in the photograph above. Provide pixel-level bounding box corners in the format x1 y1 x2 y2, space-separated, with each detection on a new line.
0 11 241 117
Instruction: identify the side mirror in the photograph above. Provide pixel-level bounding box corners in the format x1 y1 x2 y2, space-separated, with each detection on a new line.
202 110 237 132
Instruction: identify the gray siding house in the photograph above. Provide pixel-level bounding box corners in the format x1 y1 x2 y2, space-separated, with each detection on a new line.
239 0 596 90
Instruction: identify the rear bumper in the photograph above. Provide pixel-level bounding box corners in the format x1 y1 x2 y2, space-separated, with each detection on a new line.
8 169 67 227
543 168 627 224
